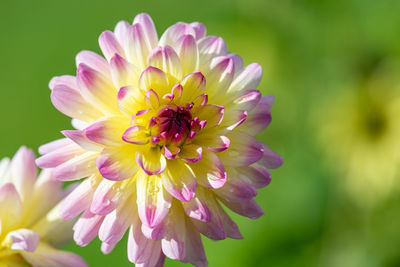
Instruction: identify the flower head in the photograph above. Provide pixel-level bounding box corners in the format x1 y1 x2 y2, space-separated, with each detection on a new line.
37 13 282 266
0 147 87 266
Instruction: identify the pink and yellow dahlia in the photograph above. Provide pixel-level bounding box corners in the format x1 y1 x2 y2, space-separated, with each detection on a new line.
0 147 87 267
37 13 282 266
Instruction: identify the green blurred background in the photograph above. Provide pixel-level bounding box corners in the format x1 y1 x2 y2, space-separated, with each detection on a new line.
1 0 400 266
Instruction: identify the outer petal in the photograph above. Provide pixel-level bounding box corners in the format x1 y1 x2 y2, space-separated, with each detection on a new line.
127 217 164 265
190 22 206 40
219 131 264 167
221 198 264 219
59 175 99 220
98 30 125 61
205 56 234 99
228 63 262 93
90 179 122 215
214 168 257 202
85 116 130 146
49 75 78 91
99 195 135 247
62 130 103 152
189 149 226 189
181 186 211 222
159 22 196 48
161 205 186 261
133 13 158 48
177 35 199 75
182 219 208 267
259 144 284 169
21 243 88 267
10 146 37 201
161 160 197 202
232 89 262 111
136 173 172 228
0 183 22 232
241 95 273 135
36 142 85 169
97 146 139 180
198 36 227 65
126 23 153 70
73 210 104 247
51 84 102 122
194 134 230 153
147 46 182 81
110 53 140 89
238 164 272 188
6 229 40 252
77 63 119 114
76 50 110 77
53 151 98 181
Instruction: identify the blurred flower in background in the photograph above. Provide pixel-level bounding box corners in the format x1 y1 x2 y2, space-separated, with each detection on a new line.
0 147 87 266
37 13 282 266
318 59 400 208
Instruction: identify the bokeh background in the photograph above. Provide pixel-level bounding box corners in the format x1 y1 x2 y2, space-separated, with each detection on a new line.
1 0 400 266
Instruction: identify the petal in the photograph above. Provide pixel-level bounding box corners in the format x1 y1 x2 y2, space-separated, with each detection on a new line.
177 35 199 75
181 186 211 222
161 160 197 201
161 205 186 260
99 195 135 246
133 13 158 48
214 168 257 202
0 183 22 232
228 63 262 93
110 53 140 89
97 146 139 180
62 130 102 152
122 125 149 145
190 22 206 40
241 95 273 135
189 148 226 189
259 144 283 169
114 20 131 50
76 50 110 77
159 22 196 48
136 173 172 228
59 175 99 220
127 217 163 265
198 36 227 65
205 56 234 99
220 198 264 219
126 23 153 70
90 179 121 215
194 134 230 153
10 146 37 201
21 243 88 267
179 71 206 104
85 116 130 146
117 86 146 116
219 131 264 167
135 148 166 176
98 30 125 61
238 164 272 188
51 84 102 122
182 220 208 267
36 142 84 169
53 151 98 181
178 144 202 163
141 222 165 240
73 210 104 246
147 46 182 81
138 66 169 95
232 89 262 111
38 138 71 155
196 104 224 129
7 229 40 252
77 63 119 114
144 89 160 109
49 75 78 91
218 109 247 131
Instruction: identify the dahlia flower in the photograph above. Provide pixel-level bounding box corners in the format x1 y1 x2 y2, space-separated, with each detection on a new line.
318 62 400 207
37 13 282 266
0 147 87 267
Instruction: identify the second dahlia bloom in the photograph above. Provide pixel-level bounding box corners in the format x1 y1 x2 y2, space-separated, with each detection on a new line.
37 13 282 266
0 147 87 267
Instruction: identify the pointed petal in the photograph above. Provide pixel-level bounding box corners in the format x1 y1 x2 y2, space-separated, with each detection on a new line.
196 104 224 129
241 95 273 135
259 144 283 169
182 186 211 222
135 148 166 176
189 148 226 189
133 13 158 48
205 56 234 98
99 30 125 61
10 147 37 201
0 183 22 232
178 144 202 163
122 125 149 145
161 160 197 201
138 66 169 94
194 134 230 153
110 53 140 89
177 35 199 75
220 198 264 219
159 22 196 48
76 50 110 77
62 130 102 152
97 146 139 180
117 86 146 116
136 173 172 228
85 116 129 146
7 229 40 252
53 151 98 181
180 71 206 103
73 210 104 246
228 63 262 93
126 23 153 70
147 46 182 81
